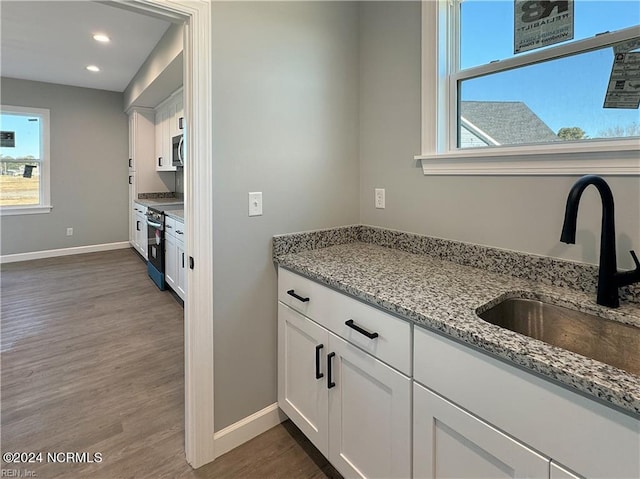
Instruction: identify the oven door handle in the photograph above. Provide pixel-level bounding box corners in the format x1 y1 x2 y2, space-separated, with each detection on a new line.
147 220 163 229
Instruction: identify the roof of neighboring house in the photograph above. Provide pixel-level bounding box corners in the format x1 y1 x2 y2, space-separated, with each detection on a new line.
460 101 558 146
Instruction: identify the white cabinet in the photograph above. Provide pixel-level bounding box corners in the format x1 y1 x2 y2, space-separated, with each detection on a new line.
154 88 183 172
413 326 639 479
175 233 186 299
277 268 411 479
165 225 178 289
278 303 329 452
128 107 170 250
164 216 186 300
172 94 184 138
155 107 171 171
278 266 639 479
328 332 411 479
128 171 136 246
131 202 147 259
413 382 548 479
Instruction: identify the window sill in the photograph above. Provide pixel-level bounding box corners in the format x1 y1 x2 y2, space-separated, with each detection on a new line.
416 142 640 176
0 205 53 216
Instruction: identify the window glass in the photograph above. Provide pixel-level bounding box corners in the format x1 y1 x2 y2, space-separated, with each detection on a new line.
458 40 640 148
461 0 640 70
0 112 42 206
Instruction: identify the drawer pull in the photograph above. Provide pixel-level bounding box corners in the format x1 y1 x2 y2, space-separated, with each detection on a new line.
287 290 310 303
345 319 379 339
315 344 324 379
327 352 336 389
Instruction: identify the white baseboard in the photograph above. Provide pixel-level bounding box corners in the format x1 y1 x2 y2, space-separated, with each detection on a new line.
213 403 288 459
0 241 131 264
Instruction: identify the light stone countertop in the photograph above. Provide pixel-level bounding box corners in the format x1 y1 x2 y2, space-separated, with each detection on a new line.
274 228 640 418
165 210 184 222
134 198 184 208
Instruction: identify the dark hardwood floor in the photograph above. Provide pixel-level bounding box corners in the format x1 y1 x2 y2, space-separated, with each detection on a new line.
1 249 337 479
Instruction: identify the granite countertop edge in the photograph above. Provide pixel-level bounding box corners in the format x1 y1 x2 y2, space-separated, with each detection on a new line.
165 210 184 221
274 241 640 418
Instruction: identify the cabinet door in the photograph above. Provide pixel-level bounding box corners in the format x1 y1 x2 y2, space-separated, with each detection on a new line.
136 212 147 260
128 172 136 245
157 107 171 171
173 94 184 137
164 232 177 290
413 382 549 479
327 333 411 479
278 303 329 456
155 108 165 170
175 226 186 300
128 113 135 171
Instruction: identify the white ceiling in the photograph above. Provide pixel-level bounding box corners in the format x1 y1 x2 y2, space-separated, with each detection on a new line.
0 1 172 92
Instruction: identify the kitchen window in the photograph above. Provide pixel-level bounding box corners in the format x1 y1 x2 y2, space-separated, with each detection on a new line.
0 105 51 214
418 0 640 175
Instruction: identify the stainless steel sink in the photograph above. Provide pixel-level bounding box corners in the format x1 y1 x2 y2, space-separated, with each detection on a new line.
478 298 640 376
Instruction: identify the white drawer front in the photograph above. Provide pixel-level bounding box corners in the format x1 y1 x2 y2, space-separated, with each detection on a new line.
325 290 410 375
278 267 328 320
278 267 411 375
165 216 177 237
173 219 185 244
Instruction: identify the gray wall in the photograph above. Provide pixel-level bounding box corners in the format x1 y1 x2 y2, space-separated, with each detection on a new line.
358 1 640 270
1 78 128 255
210 1 360 430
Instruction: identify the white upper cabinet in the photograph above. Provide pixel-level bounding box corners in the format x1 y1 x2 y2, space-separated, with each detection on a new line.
172 94 184 138
154 87 183 172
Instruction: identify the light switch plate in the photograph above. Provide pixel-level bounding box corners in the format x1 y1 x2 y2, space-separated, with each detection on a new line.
249 192 263 216
375 188 385 209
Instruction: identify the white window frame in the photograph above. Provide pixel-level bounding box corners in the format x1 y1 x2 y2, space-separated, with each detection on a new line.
0 105 52 214
417 0 640 176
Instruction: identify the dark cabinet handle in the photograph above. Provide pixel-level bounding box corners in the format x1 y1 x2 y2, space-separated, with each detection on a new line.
327 352 336 389
158 157 162 167
128 158 132 168
189 256 194 269
182 252 185 268
128 175 133 185
287 290 309 303
315 344 324 379
345 319 379 339
136 220 140 231
179 117 184 130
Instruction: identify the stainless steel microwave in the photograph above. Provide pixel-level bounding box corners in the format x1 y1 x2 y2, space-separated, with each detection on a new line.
172 134 184 167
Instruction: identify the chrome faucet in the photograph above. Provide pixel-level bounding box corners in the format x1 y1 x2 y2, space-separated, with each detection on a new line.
560 175 640 308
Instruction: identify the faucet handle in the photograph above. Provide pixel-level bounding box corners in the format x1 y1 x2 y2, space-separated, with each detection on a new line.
630 250 640 269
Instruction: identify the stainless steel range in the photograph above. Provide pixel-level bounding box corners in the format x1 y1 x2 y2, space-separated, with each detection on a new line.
146 203 183 290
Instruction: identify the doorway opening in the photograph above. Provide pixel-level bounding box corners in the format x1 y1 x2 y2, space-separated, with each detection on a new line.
113 0 215 468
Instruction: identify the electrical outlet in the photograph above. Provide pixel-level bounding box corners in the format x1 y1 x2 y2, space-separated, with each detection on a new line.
66 227 73 236
248 192 263 216
375 188 385 209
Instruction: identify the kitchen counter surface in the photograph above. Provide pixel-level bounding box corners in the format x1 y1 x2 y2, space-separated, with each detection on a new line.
165 210 184 222
135 198 183 208
273 226 640 417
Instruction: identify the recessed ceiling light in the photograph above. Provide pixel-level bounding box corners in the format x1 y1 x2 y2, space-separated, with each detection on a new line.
86 65 100 72
93 34 110 43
